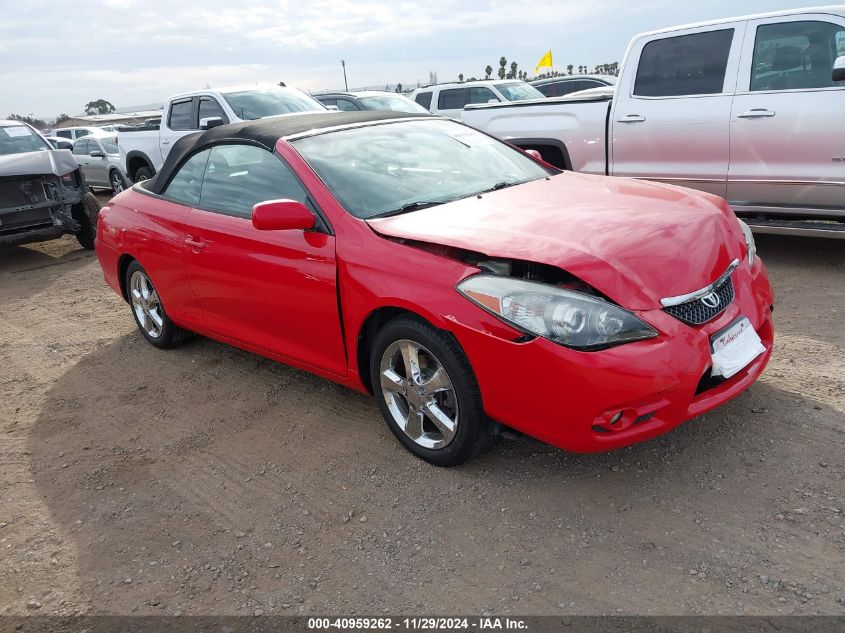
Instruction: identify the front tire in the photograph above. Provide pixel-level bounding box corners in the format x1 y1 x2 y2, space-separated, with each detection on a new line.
125 261 190 349
74 192 100 250
370 317 493 466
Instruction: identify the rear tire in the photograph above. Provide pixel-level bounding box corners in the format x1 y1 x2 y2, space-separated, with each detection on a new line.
110 169 126 195
134 166 153 183
74 192 100 250
370 317 493 466
124 261 191 349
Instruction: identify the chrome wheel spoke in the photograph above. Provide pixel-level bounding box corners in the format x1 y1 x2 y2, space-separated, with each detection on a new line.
402 409 424 440
129 270 164 339
381 368 406 393
423 367 451 396
149 309 163 328
399 341 422 385
424 402 456 440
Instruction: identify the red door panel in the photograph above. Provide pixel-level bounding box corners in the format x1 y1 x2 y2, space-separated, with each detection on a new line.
183 208 346 376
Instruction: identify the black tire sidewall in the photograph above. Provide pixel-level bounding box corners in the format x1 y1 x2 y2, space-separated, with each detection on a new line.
74 192 100 250
124 261 182 349
370 318 486 467
134 166 152 183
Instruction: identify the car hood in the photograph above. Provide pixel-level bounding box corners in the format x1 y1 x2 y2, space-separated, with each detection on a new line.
367 172 742 310
0 149 79 178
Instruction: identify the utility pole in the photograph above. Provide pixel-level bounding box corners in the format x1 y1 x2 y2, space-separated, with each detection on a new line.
341 60 348 91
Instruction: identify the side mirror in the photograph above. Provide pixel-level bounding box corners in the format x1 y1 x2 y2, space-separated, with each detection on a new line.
200 116 225 130
89 150 104 158
325 105 340 111
524 149 543 161
487 98 499 104
834 56 845 82
252 199 315 231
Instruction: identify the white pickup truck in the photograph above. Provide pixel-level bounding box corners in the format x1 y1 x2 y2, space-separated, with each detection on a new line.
118 86 327 182
462 6 845 238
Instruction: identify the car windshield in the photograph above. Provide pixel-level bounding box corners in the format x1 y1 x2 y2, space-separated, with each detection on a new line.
222 88 325 120
100 138 119 154
293 119 551 219
0 125 50 155
358 95 430 114
497 82 545 101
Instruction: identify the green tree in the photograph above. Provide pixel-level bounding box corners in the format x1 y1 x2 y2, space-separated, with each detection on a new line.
567 64 574 75
8 113 48 129
498 57 507 79
485 65 493 79
458 73 464 82
84 99 115 115
508 61 518 80
395 83 403 93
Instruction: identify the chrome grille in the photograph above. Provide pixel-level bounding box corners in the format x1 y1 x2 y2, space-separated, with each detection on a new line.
663 276 734 325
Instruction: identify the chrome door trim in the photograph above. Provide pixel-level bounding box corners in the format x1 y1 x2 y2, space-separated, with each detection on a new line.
729 179 845 186
661 259 740 307
732 204 845 219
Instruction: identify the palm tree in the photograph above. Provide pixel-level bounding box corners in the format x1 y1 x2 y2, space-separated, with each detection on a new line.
509 61 518 80
566 64 573 75
458 73 464 82
395 83 403 93
498 57 507 80
485 65 493 79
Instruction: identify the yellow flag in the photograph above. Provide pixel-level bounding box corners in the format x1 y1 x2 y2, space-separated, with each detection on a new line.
535 50 553 74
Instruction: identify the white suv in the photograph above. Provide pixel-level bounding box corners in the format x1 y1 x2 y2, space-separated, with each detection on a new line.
410 80 545 118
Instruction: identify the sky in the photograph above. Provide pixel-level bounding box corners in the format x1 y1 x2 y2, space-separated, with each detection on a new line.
0 0 807 119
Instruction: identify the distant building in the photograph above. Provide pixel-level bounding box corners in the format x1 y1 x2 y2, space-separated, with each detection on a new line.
59 108 163 128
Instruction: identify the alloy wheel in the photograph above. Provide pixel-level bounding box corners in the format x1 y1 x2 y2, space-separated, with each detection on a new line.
130 270 164 338
379 339 459 449
111 172 124 193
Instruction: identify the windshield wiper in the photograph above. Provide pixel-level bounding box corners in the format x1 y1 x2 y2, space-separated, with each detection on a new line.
369 200 447 219
477 181 521 195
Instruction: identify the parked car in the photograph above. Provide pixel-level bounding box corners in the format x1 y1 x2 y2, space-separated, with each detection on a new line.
0 120 100 249
531 74 617 97
95 112 773 466
51 126 105 140
314 91 429 114
410 80 545 118
462 7 845 238
72 135 129 194
117 86 327 183
46 136 74 150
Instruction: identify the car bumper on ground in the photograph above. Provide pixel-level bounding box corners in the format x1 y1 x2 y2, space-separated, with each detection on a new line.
450 258 775 453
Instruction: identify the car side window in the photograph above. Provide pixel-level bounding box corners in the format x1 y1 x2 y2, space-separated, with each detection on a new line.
198 97 229 124
468 87 499 104
438 88 468 110
750 20 845 91
87 140 101 155
163 149 210 207
168 99 194 131
72 140 88 155
198 144 308 219
77 129 91 138
634 29 735 97
335 98 360 111
55 130 71 139
414 92 433 109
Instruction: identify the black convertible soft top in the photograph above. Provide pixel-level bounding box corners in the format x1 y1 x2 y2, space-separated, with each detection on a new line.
143 111 430 194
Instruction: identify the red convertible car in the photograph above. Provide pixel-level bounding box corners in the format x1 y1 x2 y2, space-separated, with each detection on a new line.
95 111 774 466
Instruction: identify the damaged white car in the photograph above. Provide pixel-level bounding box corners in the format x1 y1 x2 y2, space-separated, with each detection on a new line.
0 120 100 249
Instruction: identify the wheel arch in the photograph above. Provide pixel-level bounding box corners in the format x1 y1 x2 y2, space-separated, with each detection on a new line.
117 253 137 302
125 151 155 180
508 138 572 170
355 306 441 394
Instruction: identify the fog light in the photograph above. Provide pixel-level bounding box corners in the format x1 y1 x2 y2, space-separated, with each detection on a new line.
610 411 623 425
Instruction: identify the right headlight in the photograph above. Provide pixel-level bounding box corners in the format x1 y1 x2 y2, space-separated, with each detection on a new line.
738 219 756 266
457 275 657 351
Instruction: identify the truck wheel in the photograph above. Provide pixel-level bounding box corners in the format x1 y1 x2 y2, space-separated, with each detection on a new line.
134 166 153 183
74 192 101 250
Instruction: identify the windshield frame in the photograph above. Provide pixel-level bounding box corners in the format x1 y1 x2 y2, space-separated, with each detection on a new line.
289 118 556 220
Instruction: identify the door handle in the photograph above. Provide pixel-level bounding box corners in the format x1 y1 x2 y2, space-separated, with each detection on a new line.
161 139 170 144
737 109 776 119
617 114 646 123
185 237 205 250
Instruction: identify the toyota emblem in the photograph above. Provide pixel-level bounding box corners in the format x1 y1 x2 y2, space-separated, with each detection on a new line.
701 292 721 309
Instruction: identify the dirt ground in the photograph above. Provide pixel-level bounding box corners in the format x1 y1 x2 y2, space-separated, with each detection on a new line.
0 218 843 616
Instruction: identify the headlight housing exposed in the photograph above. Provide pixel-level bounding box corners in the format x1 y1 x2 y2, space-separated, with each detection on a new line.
457 275 657 351
738 219 756 266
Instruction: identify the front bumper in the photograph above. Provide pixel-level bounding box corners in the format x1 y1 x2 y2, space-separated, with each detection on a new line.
450 257 775 453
